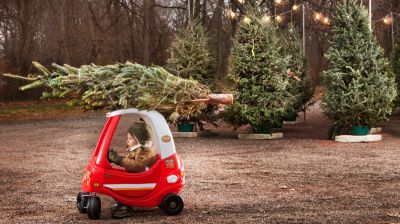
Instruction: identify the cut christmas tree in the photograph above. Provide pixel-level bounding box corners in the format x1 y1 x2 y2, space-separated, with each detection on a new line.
322 0 397 137
224 5 295 134
3 62 232 122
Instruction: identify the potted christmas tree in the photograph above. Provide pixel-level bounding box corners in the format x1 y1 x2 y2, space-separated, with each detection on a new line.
282 24 314 123
225 5 295 138
322 0 397 139
166 19 213 132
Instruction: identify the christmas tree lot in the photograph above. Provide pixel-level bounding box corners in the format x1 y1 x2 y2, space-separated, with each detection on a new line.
224 5 296 133
322 0 397 136
2 62 233 122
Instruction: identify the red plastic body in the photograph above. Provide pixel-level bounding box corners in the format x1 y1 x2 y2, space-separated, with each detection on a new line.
81 115 185 207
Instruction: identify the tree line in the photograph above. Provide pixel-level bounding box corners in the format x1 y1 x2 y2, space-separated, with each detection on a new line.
0 0 398 101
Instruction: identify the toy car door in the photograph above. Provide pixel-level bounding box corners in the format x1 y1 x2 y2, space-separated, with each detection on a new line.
103 114 161 198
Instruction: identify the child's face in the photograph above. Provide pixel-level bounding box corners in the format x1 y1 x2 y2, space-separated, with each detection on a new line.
126 133 138 148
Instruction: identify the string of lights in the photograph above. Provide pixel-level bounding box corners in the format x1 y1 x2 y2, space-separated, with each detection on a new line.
228 0 330 55
229 0 400 27
228 0 399 52
372 11 400 50
228 1 329 26
308 7 330 25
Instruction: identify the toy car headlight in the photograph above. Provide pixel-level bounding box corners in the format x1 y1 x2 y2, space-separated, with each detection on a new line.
167 175 178 183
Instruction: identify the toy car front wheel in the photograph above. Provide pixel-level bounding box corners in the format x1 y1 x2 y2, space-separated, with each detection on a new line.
77 192 89 213
162 193 184 216
87 196 101 220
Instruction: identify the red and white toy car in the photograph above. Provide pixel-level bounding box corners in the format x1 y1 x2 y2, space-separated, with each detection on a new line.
76 108 185 219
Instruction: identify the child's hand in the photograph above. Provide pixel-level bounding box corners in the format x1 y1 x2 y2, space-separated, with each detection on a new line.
108 149 123 165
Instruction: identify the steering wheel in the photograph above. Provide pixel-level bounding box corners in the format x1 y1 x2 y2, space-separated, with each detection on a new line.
107 148 113 163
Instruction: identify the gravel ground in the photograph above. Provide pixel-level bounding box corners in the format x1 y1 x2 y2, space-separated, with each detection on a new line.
1 103 400 223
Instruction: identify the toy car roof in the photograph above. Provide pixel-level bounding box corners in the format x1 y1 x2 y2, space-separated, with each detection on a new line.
107 108 176 159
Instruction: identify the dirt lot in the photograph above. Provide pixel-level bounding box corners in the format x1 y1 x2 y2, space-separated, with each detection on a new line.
1 104 400 223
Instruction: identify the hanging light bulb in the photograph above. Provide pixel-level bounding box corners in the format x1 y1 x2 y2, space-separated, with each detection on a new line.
383 16 392 24
292 5 299 10
262 15 271 22
315 13 322 20
323 17 330 25
276 15 283 22
243 16 251 24
238 0 245 4
275 0 283 4
229 10 237 19
383 17 388 24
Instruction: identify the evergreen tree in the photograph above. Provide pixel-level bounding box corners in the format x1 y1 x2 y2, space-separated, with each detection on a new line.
322 0 397 129
282 24 314 119
166 20 213 86
225 6 295 133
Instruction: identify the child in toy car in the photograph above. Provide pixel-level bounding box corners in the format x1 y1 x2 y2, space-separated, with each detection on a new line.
108 122 157 217
108 122 156 172
78 109 186 220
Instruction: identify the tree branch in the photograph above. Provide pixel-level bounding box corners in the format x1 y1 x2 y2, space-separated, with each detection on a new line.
152 4 187 11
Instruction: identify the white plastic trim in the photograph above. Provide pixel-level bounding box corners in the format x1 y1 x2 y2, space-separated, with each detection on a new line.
103 183 156 189
106 108 140 117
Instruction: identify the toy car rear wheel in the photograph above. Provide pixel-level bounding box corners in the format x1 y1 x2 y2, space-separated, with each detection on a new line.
87 196 101 220
77 192 89 213
162 193 184 216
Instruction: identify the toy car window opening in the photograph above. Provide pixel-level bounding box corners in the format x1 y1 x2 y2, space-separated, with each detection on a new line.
108 114 160 173
109 114 153 153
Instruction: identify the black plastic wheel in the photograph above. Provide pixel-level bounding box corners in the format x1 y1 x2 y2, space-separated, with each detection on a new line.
87 196 101 220
77 192 89 213
162 193 184 216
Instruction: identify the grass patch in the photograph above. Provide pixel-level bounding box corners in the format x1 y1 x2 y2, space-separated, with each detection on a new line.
0 101 83 121
0 104 73 115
